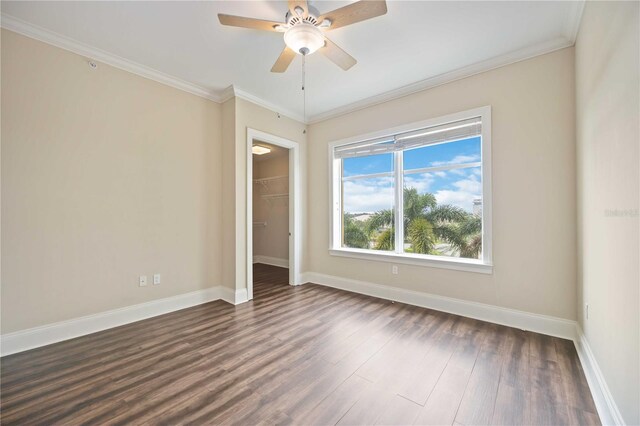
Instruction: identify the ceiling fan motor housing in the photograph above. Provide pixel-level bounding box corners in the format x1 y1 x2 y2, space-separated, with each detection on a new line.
286 5 321 26
284 7 325 56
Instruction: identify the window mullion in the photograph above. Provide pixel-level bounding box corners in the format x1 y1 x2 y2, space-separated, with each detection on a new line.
394 151 404 254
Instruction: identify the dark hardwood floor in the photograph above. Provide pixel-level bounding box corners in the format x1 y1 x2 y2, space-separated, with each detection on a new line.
1 264 599 425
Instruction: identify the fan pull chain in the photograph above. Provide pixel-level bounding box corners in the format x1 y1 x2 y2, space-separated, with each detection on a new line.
302 53 307 133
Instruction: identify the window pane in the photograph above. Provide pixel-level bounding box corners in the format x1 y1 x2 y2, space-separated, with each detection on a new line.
403 166 482 260
342 176 394 251
404 136 481 171
343 153 393 177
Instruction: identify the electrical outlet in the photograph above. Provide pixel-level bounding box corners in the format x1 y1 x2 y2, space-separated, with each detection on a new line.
153 274 161 285
392 265 398 275
139 275 147 287
585 303 589 320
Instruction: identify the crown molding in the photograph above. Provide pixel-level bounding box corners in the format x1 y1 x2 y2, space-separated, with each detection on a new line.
307 35 574 124
564 0 586 42
232 86 306 123
0 14 306 123
307 0 585 124
2 0 585 126
0 13 225 103
216 84 305 123
219 85 236 103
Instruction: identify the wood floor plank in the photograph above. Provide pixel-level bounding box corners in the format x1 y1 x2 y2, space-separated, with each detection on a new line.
491 381 531 425
355 321 424 383
294 374 372 425
529 332 559 362
413 363 473 425
397 329 459 406
337 384 390 426
530 354 571 425
0 264 600 425
374 394 422 426
454 350 503 425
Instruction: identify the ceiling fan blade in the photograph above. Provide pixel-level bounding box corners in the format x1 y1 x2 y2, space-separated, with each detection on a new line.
320 38 357 70
271 46 297 73
319 0 387 30
288 0 309 17
218 14 282 31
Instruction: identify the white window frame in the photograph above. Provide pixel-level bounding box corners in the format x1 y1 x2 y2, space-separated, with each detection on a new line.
328 106 493 274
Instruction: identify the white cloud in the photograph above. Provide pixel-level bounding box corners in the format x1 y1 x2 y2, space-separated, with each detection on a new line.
343 178 394 213
434 175 482 212
343 171 483 213
431 154 480 167
453 176 481 193
404 173 434 194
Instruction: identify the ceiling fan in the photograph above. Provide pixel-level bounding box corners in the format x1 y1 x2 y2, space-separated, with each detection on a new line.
218 0 387 73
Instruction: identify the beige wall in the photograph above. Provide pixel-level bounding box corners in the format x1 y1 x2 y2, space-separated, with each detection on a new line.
224 98 306 292
253 154 289 261
1 30 222 333
221 97 236 291
575 2 640 424
0 29 307 332
307 48 577 320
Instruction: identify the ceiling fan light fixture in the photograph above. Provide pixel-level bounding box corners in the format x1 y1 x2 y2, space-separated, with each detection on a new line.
284 23 325 55
252 145 271 155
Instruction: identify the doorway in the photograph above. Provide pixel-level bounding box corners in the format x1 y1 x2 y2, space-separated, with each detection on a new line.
246 129 301 300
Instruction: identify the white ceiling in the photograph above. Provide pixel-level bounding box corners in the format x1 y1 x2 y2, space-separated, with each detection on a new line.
1 1 583 122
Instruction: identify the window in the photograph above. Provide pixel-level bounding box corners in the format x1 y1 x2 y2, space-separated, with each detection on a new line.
330 107 492 273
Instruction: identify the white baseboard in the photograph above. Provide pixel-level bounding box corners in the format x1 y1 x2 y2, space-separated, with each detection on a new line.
1 287 223 356
219 287 235 305
302 272 577 340
219 286 249 305
235 288 249 304
575 327 626 425
253 255 289 268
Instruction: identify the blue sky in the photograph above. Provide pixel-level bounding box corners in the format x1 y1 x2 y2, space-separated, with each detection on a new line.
342 137 482 213
343 137 480 176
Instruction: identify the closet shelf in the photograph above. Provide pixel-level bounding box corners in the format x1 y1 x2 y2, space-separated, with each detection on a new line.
253 175 288 184
254 175 289 191
261 193 288 199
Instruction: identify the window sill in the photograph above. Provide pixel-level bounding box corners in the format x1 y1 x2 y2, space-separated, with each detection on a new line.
329 248 493 274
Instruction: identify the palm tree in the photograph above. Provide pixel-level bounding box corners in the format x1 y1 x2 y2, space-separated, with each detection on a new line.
407 217 436 254
366 209 393 236
403 188 470 255
374 227 394 250
403 188 436 224
365 209 394 250
362 187 482 258
343 214 369 249
440 214 482 258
